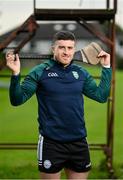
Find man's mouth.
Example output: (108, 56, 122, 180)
(62, 56, 69, 59)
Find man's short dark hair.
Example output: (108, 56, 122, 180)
(52, 31, 76, 45)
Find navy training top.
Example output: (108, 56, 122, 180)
(10, 59, 112, 142)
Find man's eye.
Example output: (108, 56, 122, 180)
(59, 46, 64, 49)
(68, 47, 73, 50)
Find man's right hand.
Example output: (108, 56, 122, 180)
(6, 51, 20, 75)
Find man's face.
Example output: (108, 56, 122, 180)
(52, 40, 75, 67)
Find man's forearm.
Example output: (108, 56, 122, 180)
(9, 74, 24, 106)
(83, 67, 112, 103)
(9, 72, 38, 106)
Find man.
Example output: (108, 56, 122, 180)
(6, 31, 112, 179)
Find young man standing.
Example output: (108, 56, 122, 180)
(6, 31, 112, 179)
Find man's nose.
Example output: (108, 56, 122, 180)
(63, 48, 68, 54)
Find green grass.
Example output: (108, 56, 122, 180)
(0, 65, 123, 179)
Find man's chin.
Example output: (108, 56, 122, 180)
(62, 61, 71, 67)
(57, 58, 72, 66)
(62, 58, 71, 63)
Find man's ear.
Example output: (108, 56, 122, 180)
(51, 46, 55, 54)
(51, 46, 56, 60)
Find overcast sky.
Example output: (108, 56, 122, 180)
(0, 0, 123, 35)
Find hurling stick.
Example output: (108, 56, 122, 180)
(74, 42, 103, 65)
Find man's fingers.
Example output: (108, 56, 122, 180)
(6, 50, 13, 56)
(98, 50, 110, 58)
(15, 54, 19, 61)
(6, 50, 16, 60)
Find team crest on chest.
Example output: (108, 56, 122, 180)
(72, 71, 79, 79)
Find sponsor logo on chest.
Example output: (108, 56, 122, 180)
(48, 72, 58, 77)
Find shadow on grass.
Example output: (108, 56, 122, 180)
(0, 164, 39, 179)
(0, 159, 122, 179)
(89, 159, 119, 179)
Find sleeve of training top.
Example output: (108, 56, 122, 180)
(82, 67, 112, 103)
(9, 64, 45, 106)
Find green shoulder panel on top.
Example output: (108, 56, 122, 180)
(10, 59, 55, 106)
(83, 67, 112, 103)
(72, 63, 112, 103)
(28, 59, 55, 82)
